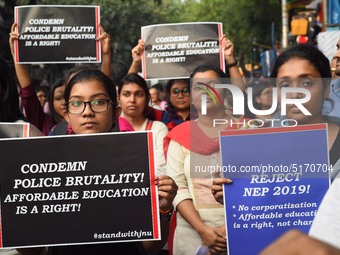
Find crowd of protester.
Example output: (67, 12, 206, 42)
(2, 14, 340, 255)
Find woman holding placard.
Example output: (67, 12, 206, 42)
(211, 45, 340, 252)
(15, 68, 177, 255)
(164, 64, 251, 255)
(9, 23, 112, 135)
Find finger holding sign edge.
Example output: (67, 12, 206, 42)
(96, 23, 110, 41)
(211, 177, 232, 205)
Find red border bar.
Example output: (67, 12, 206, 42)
(23, 123, 29, 137)
(141, 28, 147, 80)
(95, 7, 101, 62)
(220, 123, 327, 137)
(218, 23, 225, 72)
(147, 132, 159, 239)
(15, 7, 19, 63)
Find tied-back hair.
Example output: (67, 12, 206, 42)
(165, 79, 190, 117)
(190, 64, 254, 119)
(64, 68, 117, 110)
(270, 44, 333, 110)
(270, 44, 331, 82)
(0, 58, 25, 122)
(64, 64, 94, 84)
(190, 65, 228, 79)
(118, 73, 151, 117)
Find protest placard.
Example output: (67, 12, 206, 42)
(0, 132, 159, 248)
(317, 30, 340, 62)
(14, 5, 100, 63)
(141, 22, 224, 80)
(0, 123, 29, 138)
(219, 124, 330, 255)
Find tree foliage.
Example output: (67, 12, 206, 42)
(1, 0, 282, 74)
(223, 0, 281, 63)
(163, 0, 281, 64)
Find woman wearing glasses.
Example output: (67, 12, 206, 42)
(17, 68, 177, 255)
(161, 79, 191, 131)
(118, 73, 169, 176)
(9, 23, 112, 135)
(211, 45, 340, 251)
(164, 64, 250, 255)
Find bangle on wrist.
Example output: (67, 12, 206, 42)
(160, 206, 173, 215)
(226, 59, 239, 68)
(160, 207, 173, 222)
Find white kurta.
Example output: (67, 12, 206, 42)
(166, 140, 225, 255)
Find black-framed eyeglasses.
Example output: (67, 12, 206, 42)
(66, 99, 111, 115)
(171, 88, 190, 97)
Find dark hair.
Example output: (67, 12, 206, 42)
(118, 73, 151, 117)
(270, 45, 333, 111)
(190, 65, 228, 79)
(64, 64, 94, 84)
(165, 79, 190, 117)
(270, 45, 331, 82)
(64, 69, 117, 110)
(151, 83, 164, 93)
(248, 79, 273, 110)
(190, 65, 230, 118)
(35, 86, 47, 95)
(0, 58, 24, 122)
(48, 79, 65, 123)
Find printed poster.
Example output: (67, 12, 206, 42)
(14, 5, 101, 63)
(219, 124, 330, 255)
(0, 132, 159, 248)
(142, 22, 224, 80)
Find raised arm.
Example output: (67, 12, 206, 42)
(9, 23, 32, 88)
(128, 39, 144, 74)
(9, 22, 54, 135)
(221, 35, 246, 91)
(97, 24, 112, 78)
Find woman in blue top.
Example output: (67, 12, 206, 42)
(161, 79, 191, 131)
